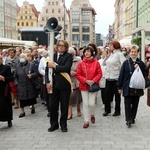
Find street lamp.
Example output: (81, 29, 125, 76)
(3, 0, 6, 37)
(136, 0, 139, 28)
(63, 0, 66, 40)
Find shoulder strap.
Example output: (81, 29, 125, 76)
(128, 59, 132, 75)
(83, 62, 88, 79)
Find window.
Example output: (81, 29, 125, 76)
(52, 2, 54, 5)
(72, 18, 80, 23)
(56, 1, 58, 5)
(21, 16, 23, 19)
(46, 9, 48, 13)
(22, 22, 24, 26)
(82, 11, 90, 15)
(72, 26, 79, 32)
(82, 34, 90, 41)
(31, 22, 33, 26)
(82, 26, 90, 32)
(30, 16, 32, 19)
(72, 34, 79, 41)
(48, 2, 51, 5)
(26, 22, 28, 26)
(42, 17, 44, 21)
(58, 9, 60, 13)
(17, 22, 19, 26)
(52, 9, 54, 13)
(25, 16, 27, 19)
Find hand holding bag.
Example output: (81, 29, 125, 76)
(129, 66, 145, 89)
(128, 60, 144, 97)
(84, 63, 100, 92)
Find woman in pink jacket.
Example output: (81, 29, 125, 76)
(76, 47, 102, 128)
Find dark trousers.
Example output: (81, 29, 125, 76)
(124, 96, 140, 121)
(49, 89, 71, 129)
(101, 88, 105, 104)
(105, 80, 121, 113)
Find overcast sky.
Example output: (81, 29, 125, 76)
(17, 0, 116, 36)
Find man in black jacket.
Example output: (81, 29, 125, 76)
(45, 40, 72, 132)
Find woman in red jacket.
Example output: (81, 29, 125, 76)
(76, 47, 102, 128)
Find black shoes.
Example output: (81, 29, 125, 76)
(47, 112, 50, 117)
(102, 112, 110, 116)
(8, 120, 12, 127)
(19, 112, 25, 118)
(12, 102, 15, 106)
(131, 119, 135, 124)
(48, 126, 59, 132)
(126, 121, 131, 128)
(112, 112, 120, 116)
(61, 128, 68, 132)
(31, 109, 35, 114)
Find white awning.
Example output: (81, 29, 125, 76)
(119, 36, 132, 47)
(0, 37, 37, 48)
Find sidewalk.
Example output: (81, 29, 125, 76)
(0, 90, 150, 150)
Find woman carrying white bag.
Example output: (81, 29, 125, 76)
(117, 45, 147, 128)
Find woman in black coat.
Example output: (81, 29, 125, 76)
(117, 45, 147, 127)
(0, 55, 13, 127)
(14, 53, 38, 118)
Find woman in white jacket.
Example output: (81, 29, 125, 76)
(103, 41, 126, 116)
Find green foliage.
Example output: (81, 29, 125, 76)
(131, 37, 141, 46)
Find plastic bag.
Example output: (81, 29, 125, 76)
(129, 67, 145, 89)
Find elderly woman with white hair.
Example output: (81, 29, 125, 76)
(67, 47, 82, 120)
(14, 53, 39, 118)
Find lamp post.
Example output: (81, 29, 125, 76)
(136, 0, 139, 28)
(63, 0, 66, 40)
(3, 0, 6, 37)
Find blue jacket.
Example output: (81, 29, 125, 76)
(117, 57, 147, 97)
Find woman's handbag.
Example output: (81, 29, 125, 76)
(88, 83, 100, 92)
(84, 63, 100, 92)
(30, 76, 42, 90)
(130, 88, 144, 97)
(145, 76, 150, 88)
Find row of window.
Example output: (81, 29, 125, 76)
(72, 26, 90, 32)
(47, 1, 59, 6)
(45, 9, 61, 13)
(72, 34, 90, 41)
(19, 16, 33, 19)
(72, 18, 90, 23)
(17, 22, 34, 26)
(41, 16, 64, 22)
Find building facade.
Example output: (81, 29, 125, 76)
(0, 0, 17, 39)
(17, 1, 39, 30)
(0, 0, 5, 37)
(70, 0, 96, 48)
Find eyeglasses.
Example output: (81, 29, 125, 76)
(58, 45, 65, 47)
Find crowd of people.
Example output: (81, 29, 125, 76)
(0, 40, 149, 132)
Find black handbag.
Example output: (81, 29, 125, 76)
(130, 88, 144, 97)
(145, 76, 150, 88)
(30, 76, 42, 90)
(88, 83, 100, 92)
(84, 62, 100, 92)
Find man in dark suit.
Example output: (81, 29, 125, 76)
(46, 40, 72, 132)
